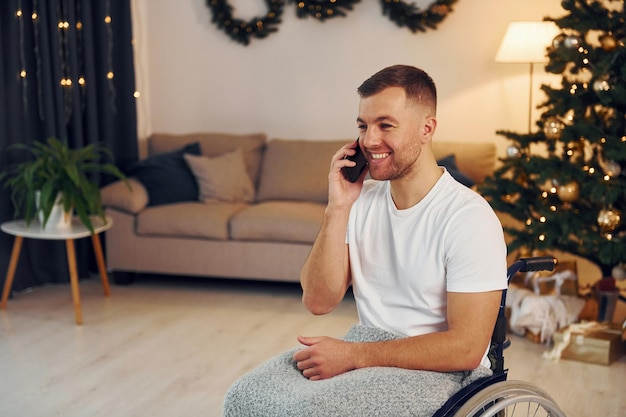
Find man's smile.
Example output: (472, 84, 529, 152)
(370, 152, 390, 160)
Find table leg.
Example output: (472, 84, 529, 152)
(65, 239, 83, 325)
(91, 233, 111, 297)
(1, 236, 24, 309)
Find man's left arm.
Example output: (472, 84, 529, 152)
(294, 289, 502, 380)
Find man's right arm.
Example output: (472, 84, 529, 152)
(300, 141, 365, 315)
(300, 206, 352, 315)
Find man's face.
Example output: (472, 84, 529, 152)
(357, 87, 431, 181)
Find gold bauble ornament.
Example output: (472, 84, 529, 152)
(543, 117, 564, 140)
(599, 33, 618, 51)
(557, 181, 580, 202)
(597, 207, 621, 232)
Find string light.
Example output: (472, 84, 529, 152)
(105, 0, 116, 112)
(17, 0, 28, 113)
(16, 0, 119, 118)
(32, 1, 44, 119)
(56, 0, 72, 121)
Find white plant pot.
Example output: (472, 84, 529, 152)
(35, 191, 72, 230)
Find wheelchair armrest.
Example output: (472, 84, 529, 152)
(507, 256, 555, 281)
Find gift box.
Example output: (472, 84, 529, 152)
(552, 322, 625, 365)
(531, 260, 578, 296)
(510, 260, 578, 296)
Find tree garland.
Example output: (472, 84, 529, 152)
(381, 0, 458, 33)
(205, 0, 284, 46)
(206, 0, 458, 45)
(291, 0, 361, 22)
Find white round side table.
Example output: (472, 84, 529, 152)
(0, 216, 113, 325)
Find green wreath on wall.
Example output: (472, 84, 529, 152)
(206, 0, 285, 46)
(206, 0, 458, 45)
(292, 0, 361, 21)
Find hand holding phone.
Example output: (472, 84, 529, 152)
(342, 139, 367, 183)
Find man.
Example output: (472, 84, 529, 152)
(224, 65, 507, 416)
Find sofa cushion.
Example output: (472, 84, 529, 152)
(148, 132, 267, 187)
(137, 201, 248, 240)
(230, 201, 326, 243)
(256, 139, 348, 203)
(130, 142, 201, 206)
(101, 178, 149, 214)
(432, 141, 496, 184)
(437, 154, 474, 187)
(184, 148, 255, 203)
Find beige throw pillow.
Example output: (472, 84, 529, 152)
(256, 139, 349, 203)
(183, 148, 255, 203)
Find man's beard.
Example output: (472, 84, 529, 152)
(368, 151, 419, 181)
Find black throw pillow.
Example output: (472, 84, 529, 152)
(130, 142, 201, 206)
(437, 154, 475, 188)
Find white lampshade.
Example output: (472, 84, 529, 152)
(495, 21, 560, 63)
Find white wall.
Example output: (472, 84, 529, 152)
(131, 0, 564, 158)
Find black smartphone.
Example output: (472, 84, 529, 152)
(342, 139, 368, 183)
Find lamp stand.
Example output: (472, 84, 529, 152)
(528, 62, 535, 134)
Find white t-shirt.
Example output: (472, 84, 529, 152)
(347, 170, 507, 364)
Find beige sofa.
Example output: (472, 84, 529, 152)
(101, 132, 499, 284)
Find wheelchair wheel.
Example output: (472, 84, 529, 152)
(452, 380, 567, 417)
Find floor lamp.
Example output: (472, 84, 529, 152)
(496, 21, 560, 133)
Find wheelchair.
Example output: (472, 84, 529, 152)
(432, 256, 568, 417)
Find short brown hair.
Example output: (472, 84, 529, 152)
(357, 65, 437, 113)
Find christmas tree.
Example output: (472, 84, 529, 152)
(480, 0, 626, 281)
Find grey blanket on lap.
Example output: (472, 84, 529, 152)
(223, 324, 492, 417)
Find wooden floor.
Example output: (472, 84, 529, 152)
(0, 275, 624, 417)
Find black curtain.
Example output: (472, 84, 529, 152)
(0, 0, 138, 291)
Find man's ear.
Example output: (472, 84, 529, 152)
(421, 116, 437, 142)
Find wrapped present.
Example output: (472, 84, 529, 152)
(547, 322, 625, 365)
(506, 286, 585, 344)
(519, 260, 579, 296)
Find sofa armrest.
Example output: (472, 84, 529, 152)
(101, 178, 148, 214)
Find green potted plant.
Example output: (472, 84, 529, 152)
(0, 137, 128, 233)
